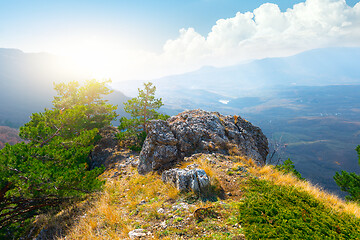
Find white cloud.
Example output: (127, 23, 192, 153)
(113, 0, 360, 82)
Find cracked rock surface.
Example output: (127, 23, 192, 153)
(162, 166, 210, 193)
(138, 109, 268, 174)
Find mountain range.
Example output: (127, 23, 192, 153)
(1, 47, 360, 197)
(116, 47, 360, 106)
(115, 47, 360, 197)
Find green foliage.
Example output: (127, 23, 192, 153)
(118, 116, 141, 140)
(275, 158, 303, 180)
(128, 131, 147, 152)
(334, 146, 360, 202)
(0, 79, 116, 238)
(123, 82, 164, 132)
(119, 82, 169, 151)
(238, 178, 360, 239)
(52, 79, 117, 130)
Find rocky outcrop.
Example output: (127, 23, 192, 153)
(162, 164, 210, 193)
(138, 109, 268, 174)
(89, 126, 122, 169)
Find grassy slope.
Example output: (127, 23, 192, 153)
(38, 154, 360, 239)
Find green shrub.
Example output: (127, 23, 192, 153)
(237, 178, 360, 239)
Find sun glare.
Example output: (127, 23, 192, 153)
(54, 36, 134, 80)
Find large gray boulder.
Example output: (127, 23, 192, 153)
(138, 109, 268, 174)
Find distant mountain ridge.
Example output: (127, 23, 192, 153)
(116, 47, 360, 111)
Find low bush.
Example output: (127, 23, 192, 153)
(238, 178, 360, 239)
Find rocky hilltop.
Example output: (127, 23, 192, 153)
(31, 109, 360, 240)
(138, 109, 268, 175)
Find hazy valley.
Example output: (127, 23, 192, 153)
(116, 47, 360, 197)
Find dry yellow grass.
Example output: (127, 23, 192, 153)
(58, 167, 179, 240)
(56, 153, 360, 239)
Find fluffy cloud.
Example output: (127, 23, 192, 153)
(111, 0, 360, 82)
(160, 0, 360, 70)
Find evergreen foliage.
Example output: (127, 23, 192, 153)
(334, 145, 360, 202)
(238, 178, 360, 239)
(118, 82, 168, 151)
(275, 158, 303, 180)
(123, 82, 164, 132)
(0, 79, 116, 238)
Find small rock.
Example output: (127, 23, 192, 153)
(138, 200, 146, 205)
(162, 168, 210, 193)
(160, 221, 167, 229)
(157, 208, 165, 214)
(117, 164, 127, 169)
(89, 126, 122, 169)
(128, 229, 147, 239)
(185, 163, 199, 170)
(111, 172, 120, 178)
(209, 160, 217, 165)
(131, 160, 140, 168)
(172, 202, 189, 210)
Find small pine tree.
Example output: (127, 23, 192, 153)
(123, 82, 164, 132)
(334, 145, 360, 202)
(119, 82, 168, 151)
(275, 158, 303, 180)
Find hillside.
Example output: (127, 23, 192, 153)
(0, 126, 22, 149)
(29, 110, 360, 240)
(34, 153, 360, 240)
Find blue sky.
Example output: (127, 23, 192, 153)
(1, 0, 360, 81)
(1, 0, 358, 51)
(0, 0, 309, 51)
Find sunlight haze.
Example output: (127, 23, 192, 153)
(1, 0, 360, 83)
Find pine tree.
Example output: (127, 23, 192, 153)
(334, 145, 360, 202)
(119, 82, 168, 151)
(0, 79, 117, 238)
(123, 82, 163, 132)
